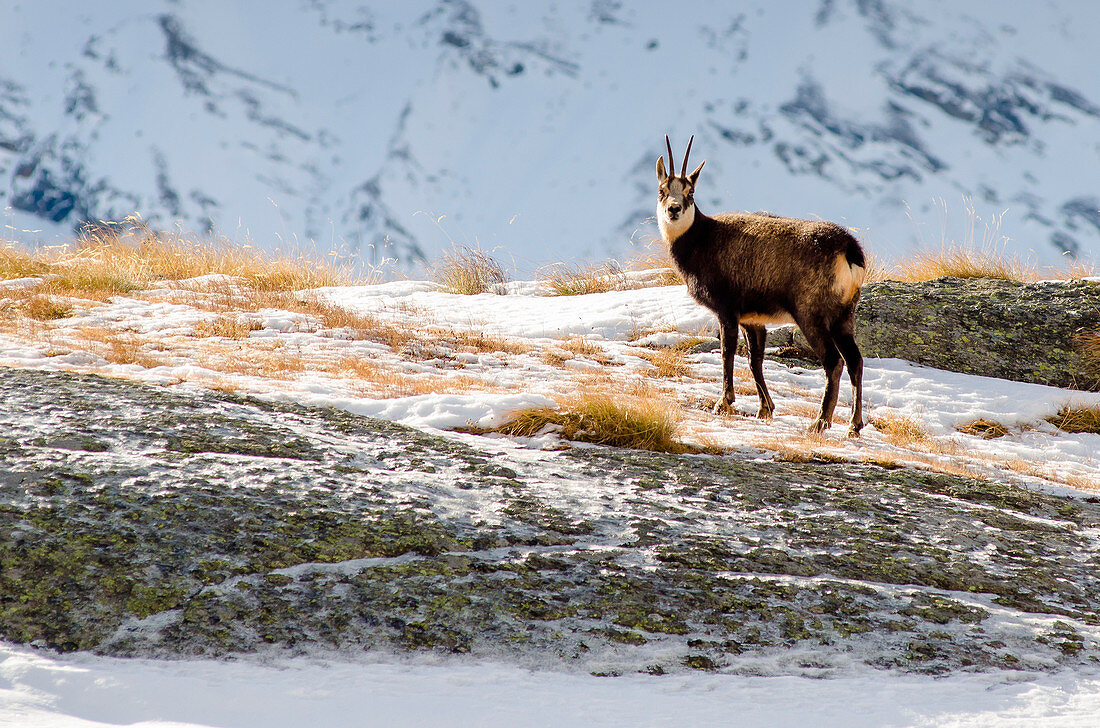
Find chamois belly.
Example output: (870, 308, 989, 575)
(686, 276, 796, 326)
(739, 310, 796, 325)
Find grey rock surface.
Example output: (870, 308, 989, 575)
(854, 278, 1100, 390)
(2, 367, 1100, 675)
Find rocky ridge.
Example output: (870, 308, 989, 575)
(759, 277, 1100, 391)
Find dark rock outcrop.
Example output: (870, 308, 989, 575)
(854, 277, 1100, 390)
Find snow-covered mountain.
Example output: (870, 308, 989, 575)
(2, 0, 1098, 270)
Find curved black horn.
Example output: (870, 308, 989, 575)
(681, 135, 694, 177)
(665, 135, 676, 177)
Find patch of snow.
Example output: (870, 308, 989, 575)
(266, 390, 557, 431)
(2, 643, 1100, 728)
(0, 277, 44, 290)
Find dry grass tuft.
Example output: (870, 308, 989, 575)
(327, 356, 498, 397)
(541, 349, 572, 367)
(191, 341, 306, 379)
(1002, 459, 1100, 493)
(430, 244, 508, 295)
(23, 294, 74, 320)
(956, 418, 1010, 439)
(1, 217, 353, 296)
(495, 391, 688, 452)
(306, 300, 416, 350)
(626, 237, 684, 286)
(888, 245, 1034, 283)
(541, 261, 627, 296)
(438, 328, 529, 355)
(862, 250, 890, 284)
(639, 347, 690, 379)
(1047, 404, 1100, 434)
(193, 315, 263, 339)
(557, 336, 615, 365)
(1078, 330, 1100, 386)
(1045, 258, 1097, 281)
(870, 412, 933, 446)
(77, 327, 165, 368)
(0, 288, 74, 321)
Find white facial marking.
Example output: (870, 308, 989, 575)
(657, 178, 695, 242)
(658, 202, 694, 243)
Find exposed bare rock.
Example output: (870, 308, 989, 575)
(855, 278, 1100, 391)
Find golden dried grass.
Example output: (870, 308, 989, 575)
(494, 390, 688, 452)
(541, 349, 572, 367)
(436, 328, 529, 355)
(1047, 404, 1100, 434)
(639, 347, 689, 379)
(869, 411, 933, 446)
(76, 327, 165, 368)
(541, 261, 627, 296)
(1001, 459, 1100, 493)
(0, 287, 74, 321)
(1, 217, 353, 296)
(1044, 258, 1096, 281)
(430, 244, 508, 295)
(956, 418, 1010, 439)
(751, 433, 979, 479)
(327, 356, 497, 397)
(888, 245, 1034, 283)
(192, 315, 263, 339)
(191, 341, 306, 378)
(779, 401, 845, 424)
(625, 237, 683, 286)
(557, 336, 614, 365)
(183, 288, 417, 351)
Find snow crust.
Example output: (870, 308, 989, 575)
(3, 643, 1100, 728)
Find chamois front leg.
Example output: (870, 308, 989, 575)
(742, 324, 774, 419)
(712, 317, 739, 415)
(833, 323, 864, 438)
(799, 322, 844, 434)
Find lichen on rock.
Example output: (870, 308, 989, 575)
(2, 367, 1100, 676)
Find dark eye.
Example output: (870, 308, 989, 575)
(658, 190, 667, 199)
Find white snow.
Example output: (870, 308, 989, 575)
(3, 643, 1100, 728)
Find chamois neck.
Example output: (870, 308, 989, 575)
(658, 204, 701, 244)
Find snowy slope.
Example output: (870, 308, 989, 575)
(1, 1, 1099, 270)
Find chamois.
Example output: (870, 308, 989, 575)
(656, 135, 866, 436)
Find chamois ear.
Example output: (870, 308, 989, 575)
(688, 160, 705, 187)
(656, 156, 668, 182)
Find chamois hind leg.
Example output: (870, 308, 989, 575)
(832, 317, 864, 437)
(713, 317, 739, 415)
(799, 323, 844, 434)
(742, 324, 774, 419)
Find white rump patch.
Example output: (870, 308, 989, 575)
(832, 255, 865, 303)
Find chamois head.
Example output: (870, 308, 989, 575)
(656, 135, 705, 242)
